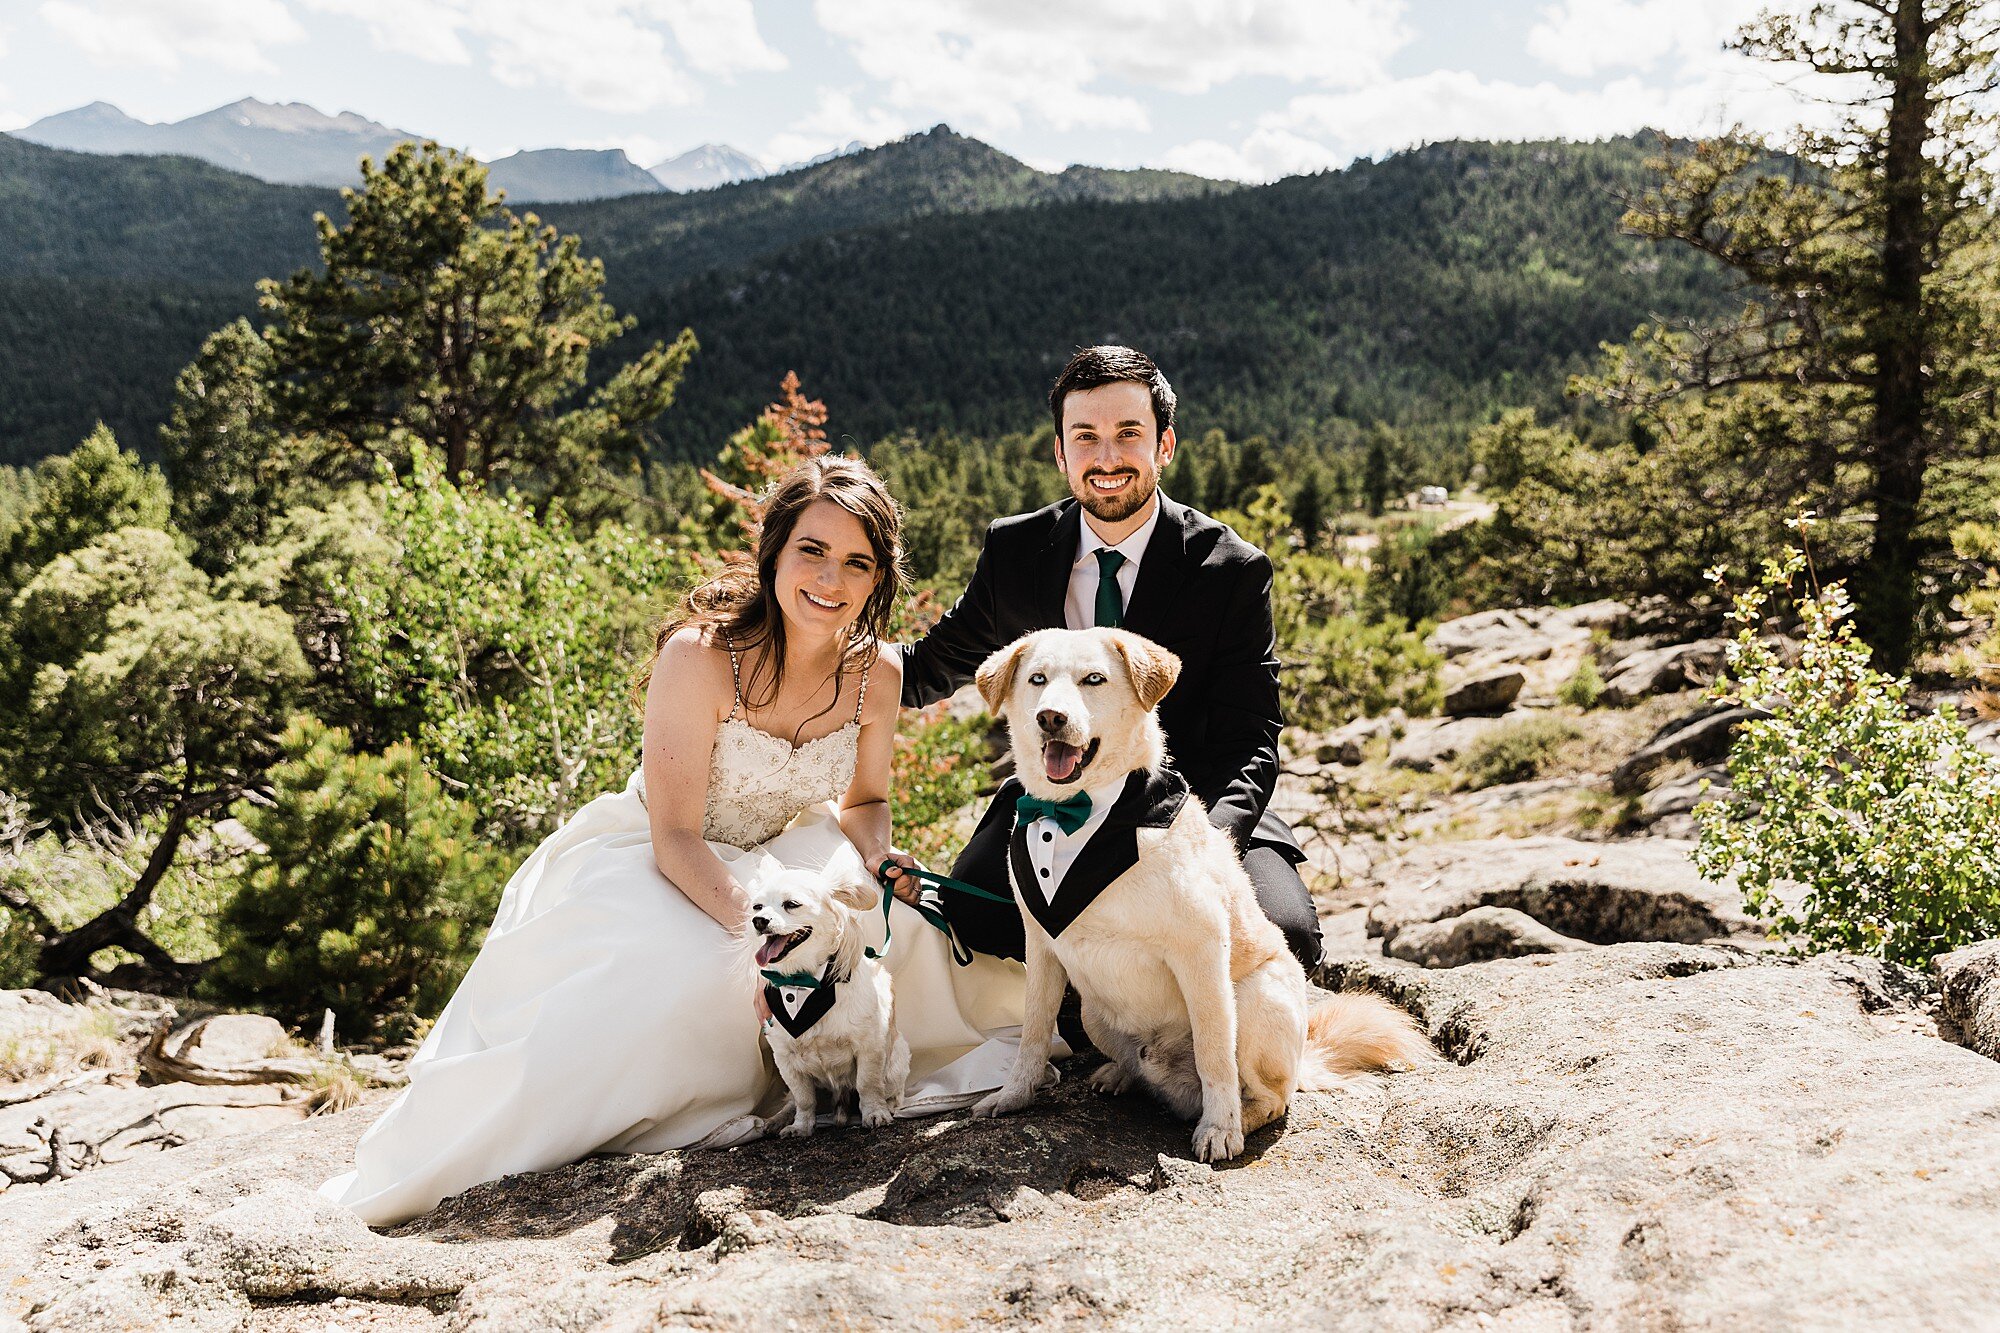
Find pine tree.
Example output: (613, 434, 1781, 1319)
(258, 142, 697, 492)
(1602, 0, 2000, 671)
(1363, 429, 1392, 517)
(205, 718, 501, 1037)
(160, 320, 287, 574)
(0, 426, 169, 593)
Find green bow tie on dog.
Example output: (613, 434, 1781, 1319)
(1015, 790, 1093, 835)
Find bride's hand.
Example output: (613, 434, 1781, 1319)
(877, 850, 923, 906)
(754, 988, 772, 1024)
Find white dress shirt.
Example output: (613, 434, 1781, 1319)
(1064, 494, 1161, 631)
(1019, 774, 1131, 904)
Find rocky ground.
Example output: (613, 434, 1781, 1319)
(5, 600, 2000, 1330)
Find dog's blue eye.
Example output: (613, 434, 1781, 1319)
(782, 900, 801, 911)
(1082, 673, 1107, 685)
(1029, 672, 1046, 685)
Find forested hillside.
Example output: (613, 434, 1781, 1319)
(630, 136, 1733, 462)
(0, 128, 1223, 464)
(0, 129, 1731, 468)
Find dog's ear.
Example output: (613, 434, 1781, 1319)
(830, 872, 880, 913)
(1108, 631, 1182, 711)
(974, 636, 1032, 714)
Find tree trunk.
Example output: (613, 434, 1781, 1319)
(1855, 0, 1933, 676)
(36, 804, 198, 990)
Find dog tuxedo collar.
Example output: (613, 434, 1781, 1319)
(1007, 766, 1190, 938)
(761, 961, 842, 1038)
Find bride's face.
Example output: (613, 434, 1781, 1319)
(773, 499, 882, 641)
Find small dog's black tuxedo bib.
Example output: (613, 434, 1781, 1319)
(1007, 766, 1190, 938)
(762, 962, 842, 1038)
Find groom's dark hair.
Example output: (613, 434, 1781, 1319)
(1048, 345, 1177, 438)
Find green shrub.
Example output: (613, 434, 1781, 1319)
(1285, 614, 1444, 728)
(204, 717, 505, 1040)
(891, 709, 993, 868)
(1460, 716, 1583, 789)
(1558, 656, 1605, 708)
(1694, 543, 2000, 967)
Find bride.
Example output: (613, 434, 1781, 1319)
(321, 456, 1032, 1227)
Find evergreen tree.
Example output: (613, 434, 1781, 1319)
(259, 142, 698, 492)
(0, 426, 170, 592)
(1600, 0, 2000, 670)
(160, 320, 289, 574)
(0, 527, 307, 986)
(205, 718, 502, 1037)
(1363, 429, 1392, 517)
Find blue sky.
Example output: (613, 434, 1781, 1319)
(0, 0, 1825, 180)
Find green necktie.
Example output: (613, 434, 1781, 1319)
(1094, 548, 1126, 628)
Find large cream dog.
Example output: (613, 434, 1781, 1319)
(970, 627, 1430, 1162)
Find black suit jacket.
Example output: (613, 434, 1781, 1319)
(900, 492, 1303, 861)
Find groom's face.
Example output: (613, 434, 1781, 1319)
(1054, 381, 1177, 525)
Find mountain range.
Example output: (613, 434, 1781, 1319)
(0, 124, 1730, 471)
(13, 98, 774, 201)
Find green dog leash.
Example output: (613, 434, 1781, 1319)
(875, 859, 1014, 966)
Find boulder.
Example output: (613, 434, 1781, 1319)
(1610, 705, 1760, 796)
(1383, 905, 1591, 968)
(1442, 666, 1526, 716)
(1426, 604, 1625, 666)
(181, 1014, 289, 1067)
(1388, 716, 1506, 771)
(1634, 764, 1729, 825)
(1598, 639, 1728, 707)
(9, 945, 2000, 1328)
(1367, 836, 1756, 951)
(1934, 940, 2000, 1062)
(1313, 711, 1401, 766)
(1968, 718, 2000, 759)
(1427, 608, 1547, 660)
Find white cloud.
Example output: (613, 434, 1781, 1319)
(1526, 0, 1762, 78)
(812, 0, 1410, 136)
(306, 0, 785, 113)
(762, 89, 919, 168)
(40, 0, 304, 72)
(1166, 47, 1842, 184)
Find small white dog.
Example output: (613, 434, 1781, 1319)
(745, 864, 911, 1137)
(970, 627, 1432, 1162)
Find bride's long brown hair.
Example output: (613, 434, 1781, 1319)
(636, 456, 907, 738)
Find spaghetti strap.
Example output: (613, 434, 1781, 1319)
(852, 656, 871, 725)
(726, 640, 745, 722)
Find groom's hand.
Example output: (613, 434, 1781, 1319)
(877, 851, 922, 906)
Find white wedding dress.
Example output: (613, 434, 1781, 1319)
(321, 675, 1031, 1227)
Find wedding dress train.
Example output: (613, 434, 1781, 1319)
(321, 707, 1030, 1227)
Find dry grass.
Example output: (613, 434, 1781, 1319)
(300, 1055, 371, 1115)
(1435, 787, 1627, 841)
(0, 1001, 133, 1083)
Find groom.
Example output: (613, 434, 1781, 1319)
(896, 345, 1324, 973)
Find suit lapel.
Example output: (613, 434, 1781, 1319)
(1119, 492, 1192, 638)
(765, 970, 839, 1038)
(1037, 502, 1082, 629)
(1007, 769, 1189, 939)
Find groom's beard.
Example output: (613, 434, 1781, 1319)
(1074, 468, 1156, 523)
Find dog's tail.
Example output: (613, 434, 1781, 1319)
(1299, 991, 1434, 1090)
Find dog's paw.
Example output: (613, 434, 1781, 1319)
(1191, 1118, 1244, 1163)
(779, 1119, 815, 1139)
(973, 1084, 1035, 1118)
(1089, 1062, 1136, 1096)
(860, 1104, 895, 1130)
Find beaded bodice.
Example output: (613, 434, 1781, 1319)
(698, 718, 860, 848)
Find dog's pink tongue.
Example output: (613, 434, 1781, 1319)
(1043, 741, 1082, 782)
(755, 935, 789, 966)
